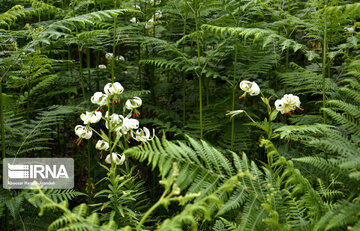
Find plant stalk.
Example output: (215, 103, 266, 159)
(79, 47, 86, 101)
(322, 0, 327, 124)
(231, 36, 238, 150)
(194, 0, 203, 139)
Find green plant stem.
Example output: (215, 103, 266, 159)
(194, 0, 203, 139)
(86, 48, 91, 92)
(96, 50, 100, 91)
(111, 1, 117, 84)
(136, 190, 169, 231)
(87, 142, 91, 183)
(79, 47, 86, 101)
(322, 0, 327, 125)
(0, 80, 5, 160)
(182, 17, 187, 126)
(231, 36, 238, 150)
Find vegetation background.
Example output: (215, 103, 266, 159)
(0, 0, 359, 230)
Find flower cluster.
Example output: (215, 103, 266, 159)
(75, 82, 155, 165)
(238, 80, 302, 115)
(274, 94, 301, 114)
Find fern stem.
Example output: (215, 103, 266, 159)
(322, 0, 328, 124)
(79, 47, 86, 101)
(111, 0, 117, 84)
(231, 36, 238, 150)
(0, 80, 5, 160)
(182, 17, 187, 126)
(86, 48, 91, 92)
(136, 190, 169, 231)
(194, 0, 203, 139)
(96, 50, 100, 91)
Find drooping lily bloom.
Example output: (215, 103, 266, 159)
(155, 10, 162, 19)
(98, 64, 107, 69)
(126, 97, 142, 110)
(105, 52, 113, 60)
(95, 140, 109, 151)
(130, 17, 137, 23)
(115, 55, 125, 61)
(75, 125, 93, 139)
(104, 82, 124, 95)
(105, 153, 125, 165)
(345, 27, 354, 33)
(131, 127, 155, 142)
(121, 117, 139, 134)
(91, 92, 108, 106)
(105, 112, 124, 131)
(275, 94, 301, 114)
(239, 80, 260, 96)
(80, 111, 102, 124)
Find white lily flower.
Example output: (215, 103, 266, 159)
(98, 64, 107, 69)
(105, 113, 124, 130)
(130, 17, 137, 23)
(239, 80, 260, 96)
(148, 18, 154, 23)
(126, 97, 142, 110)
(131, 127, 155, 142)
(133, 4, 140, 9)
(104, 82, 124, 95)
(105, 52, 113, 60)
(105, 153, 125, 165)
(95, 140, 109, 151)
(155, 10, 162, 19)
(345, 27, 354, 33)
(115, 55, 125, 61)
(121, 117, 139, 134)
(145, 23, 153, 29)
(91, 92, 108, 106)
(80, 111, 102, 124)
(75, 125, 93, 139)
(275, 94, 301, 114)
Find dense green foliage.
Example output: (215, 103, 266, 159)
(0, 0, 359, 230)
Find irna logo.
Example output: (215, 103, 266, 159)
(8, 163, 69, 179)
(3, 158, 74, 189)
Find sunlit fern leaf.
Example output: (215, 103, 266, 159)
(0, 5, 24, 28)
(201, 24, 318, 60)
(314, 200, 360, 231)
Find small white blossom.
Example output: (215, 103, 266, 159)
(239, 80, 260, 96)
(133, 4, 140, 9)
(105, 113, 124, 131)
(105, 153, 125, 165)
(75, 125, 93, 139)
(275, 94, 301, 114)
(80, 111, 102, 124)
(115, 55, 125, 61)
(95, 140, 109, 151)
(98, 64, 107, 69)
(105, 52, 113, 60)
(91, 92, 108, 106)
(155, 10, 162, 19)
(104, 82, 124, 95)
(345, 27, 354, 33)
(145, 23, 153, 29)
(131, 127, 155, 142)
(130, 17, 137, 23)
(126, 97, 142, 110)
(121, 117, 139, 134)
